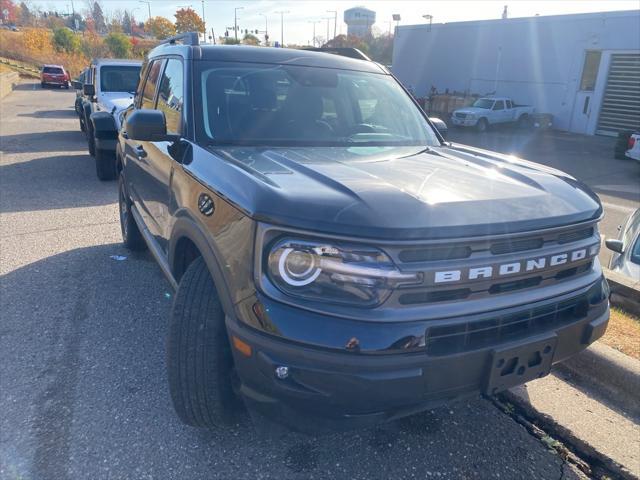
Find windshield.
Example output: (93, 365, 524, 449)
(100, 65, 141, 93)
(472, 99, 494, 109)
(195, 62, 439, 147)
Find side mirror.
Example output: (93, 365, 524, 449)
(605, 239, 624, 254)
(83, 83, 95, 96)
(126, 109, 179, 142)
(429, 117, 448, 139)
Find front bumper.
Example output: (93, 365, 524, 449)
(451, 116, 478, 127)
(228, 279, 609, 432)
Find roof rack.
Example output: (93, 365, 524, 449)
(303, 47, 371, 61)
(159, 32, 199, 47)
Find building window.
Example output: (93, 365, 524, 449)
(580, 51, 602, 91)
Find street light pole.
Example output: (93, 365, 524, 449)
(308, 20, 320, 47)
(275, 10, 288, 47)
(326, 10, 337, 40)
(234, 6, 243, 41)
(139, 1, 151, 20)
(201, 0, 206, 42)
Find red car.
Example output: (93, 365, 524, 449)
(41, 64, 70, 89)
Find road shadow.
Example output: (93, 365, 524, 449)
(1, 130, 86, 154)
(0, 243, 571, 480)
(0, 153, 116, 213)
(18, 109, 77, 119)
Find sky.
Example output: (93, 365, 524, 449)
(33, 0, 640, 45)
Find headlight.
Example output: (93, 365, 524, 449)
(267, 239, 421, 307)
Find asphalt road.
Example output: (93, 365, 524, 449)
(1, 82, 629, 480)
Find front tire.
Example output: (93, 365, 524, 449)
(86, 123, 96, 156)
(118, 173, 147, 251)
(167, 256, 240, 428)
(95, 148, 116, 181)
(476, 118, 488, 132)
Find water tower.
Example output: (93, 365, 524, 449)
(344, 7, 376, 38)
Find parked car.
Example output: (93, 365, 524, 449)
(451, 97, 534, 132)
(118, 33, 609, 433)
(614, 131, 634, 159)
(80, 58, 142, 180)
(606, 208, 640, 280)
(40, 64, 70, 89)
(624, 133, 640, 163)
(72, 68, 89, 122)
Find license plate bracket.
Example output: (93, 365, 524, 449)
(484, 334, 557, 395)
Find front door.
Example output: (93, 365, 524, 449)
(131, 58, 185, 252)
(570, 51, 601, 134)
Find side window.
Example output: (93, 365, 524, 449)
(493, 100, 505, 110)
(141, 60, 164, 109)
(506, 99, 512, 109)
(157, 59, 184, 135)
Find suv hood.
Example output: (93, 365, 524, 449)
(193, 144, 601, 240)
(99, 93, 134, 114)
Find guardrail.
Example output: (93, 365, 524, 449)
(0, 57, 40, 77)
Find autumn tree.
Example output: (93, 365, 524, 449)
(145, 16, 175, 39)
(174, 7, 204, 34)
(0, 0, 17, 24)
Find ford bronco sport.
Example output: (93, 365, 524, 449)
(117, 33, 609, 432)
(80, 58, 142, 180)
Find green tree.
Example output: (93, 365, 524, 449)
(242, 33, 260, 45)
(145, 16, 175, 39)
(89, 1, 107, 34)
(52, 27, 80, 53)
(174, 7, 204, 34)
(104, 31, 132, 57)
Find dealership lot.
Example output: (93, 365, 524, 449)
(1, 84, 637, 479)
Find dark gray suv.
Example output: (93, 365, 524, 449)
(117, 33, 609, 432)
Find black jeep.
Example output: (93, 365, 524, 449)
(117, 33, 609, 432)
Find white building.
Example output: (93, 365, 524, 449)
(392, 10, 640, 135)
(344, 7, 376, 38)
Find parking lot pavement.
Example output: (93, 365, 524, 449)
(0, 83, 588, 480)
(448, 127, 640, 267)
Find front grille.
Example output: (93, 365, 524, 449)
(425, 293, 590, 356)
(384, 221, 600, 305)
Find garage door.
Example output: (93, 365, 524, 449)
(596, 53, 640, 136)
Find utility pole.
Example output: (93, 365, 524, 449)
(326, 10, 337, 40)
(259, 13, 268, 45)
(201, 0, 206, 42)
(139, 1, 151, 20)
(324, 17, 331, 44)
(234, 6, 243, 41)
(70, 0, 75, 31)
(308, 20, 320, 47)
(275, 10, 288, 47)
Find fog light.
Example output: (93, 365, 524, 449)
(275, 366, 289, 379)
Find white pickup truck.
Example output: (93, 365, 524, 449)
(451, 97, 534, 132)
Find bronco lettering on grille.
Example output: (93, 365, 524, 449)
(433, 248, 590, 284)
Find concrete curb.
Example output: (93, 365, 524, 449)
(555, 342, 640, 414)
(0, 71, 20, 99)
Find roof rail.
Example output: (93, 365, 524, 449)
(303, 47, 371, 61)
(159, 32, 199, 47)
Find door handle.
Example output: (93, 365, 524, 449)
(135, 145, 147, 159)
